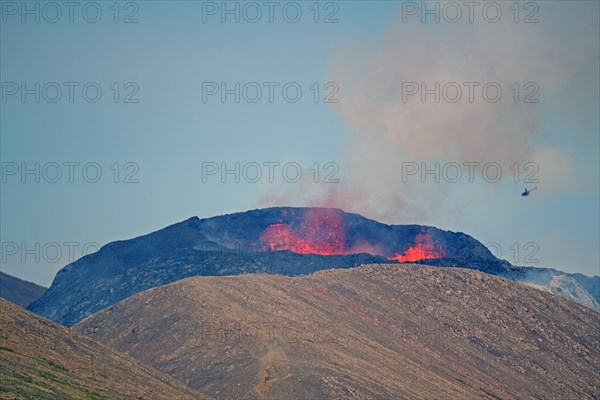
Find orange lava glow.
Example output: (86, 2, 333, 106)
(388, 232, 446, 262)
(259, 209, 346, 255)
(260, 210, 446, 262)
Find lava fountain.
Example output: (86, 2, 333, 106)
(259, 208, 346, 255)
(259, 209, 446, 262)
(387, 231, 447, 262)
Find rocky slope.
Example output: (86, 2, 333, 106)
(415, 258, 600, 311)
(1, 272, 47, 308)
(0, 298, 209, 399)
(75, 264, 600, 400)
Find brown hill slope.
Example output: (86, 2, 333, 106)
(75, 264, 600, 400)
(0, 298, 209, 399)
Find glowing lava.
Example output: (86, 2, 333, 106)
(388, 232, 446, 262)
(260, 209, 447, 262)
(260, 209, 346, 255)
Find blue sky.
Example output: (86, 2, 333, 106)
(1, 1, 598, 286)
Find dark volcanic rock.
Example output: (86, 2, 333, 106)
(193, 207, 494, 260)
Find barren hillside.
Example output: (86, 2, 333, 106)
(75, 264, 600, 399)
(0, 298, 209, 399)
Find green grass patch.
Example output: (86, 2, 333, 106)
(37, 370, 60, 382)
(30, 354, 68, 371)
(83, 394, 108, 400)
(0, 344, 16, 353)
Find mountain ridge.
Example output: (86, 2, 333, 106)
(0, 271, 47, 308)
(28, 207, 599, 326)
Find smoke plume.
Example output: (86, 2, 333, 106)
(261, 2, 599, 225)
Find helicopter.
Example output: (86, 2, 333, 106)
(521, 187, 537, 197)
